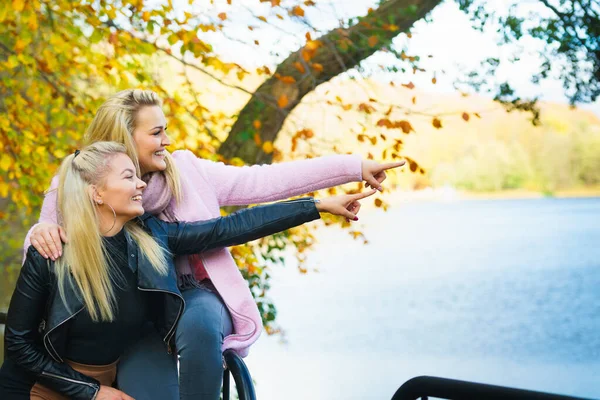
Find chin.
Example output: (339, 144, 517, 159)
(129, 206, 145, 218)
(145, 161, 167, 173)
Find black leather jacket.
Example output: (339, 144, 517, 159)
(4, 198, 320, 399)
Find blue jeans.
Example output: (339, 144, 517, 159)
(116, 286, 233, 400)
(177, 286, 233, 400)
(116, 322, 179, 399)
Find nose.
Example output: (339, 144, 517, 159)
(137, 177, 147, 190)
(162, 132, 171, 146)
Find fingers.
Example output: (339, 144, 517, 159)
(378, 160, 406, 171)
(42, 231, 60, 260)
(49, 229, 64, 257)
(342, 208, 358, 221)
(350, 189, 377, 201)
(364, 175, 382, 191)
(345, 201, 361, 223)
(350, 201, 361, 215)
(30, 238, 49, 259)
(59, 226, 68, 243)
(374, 170, 387, 184)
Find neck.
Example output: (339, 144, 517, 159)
(98, 205, 127, 237)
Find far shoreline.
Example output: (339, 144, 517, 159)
(460, 187, 600, 200)
(380, 186, 600, 204)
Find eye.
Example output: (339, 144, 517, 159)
(152, 130, 161, 136)
(126, 175, 134, 180)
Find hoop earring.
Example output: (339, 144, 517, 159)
(100, 203, 117, 235)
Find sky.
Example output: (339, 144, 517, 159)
(188, 0, 600, 116)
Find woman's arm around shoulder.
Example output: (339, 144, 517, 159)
(23, 176, 67, 262)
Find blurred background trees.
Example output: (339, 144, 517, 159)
(1, 0, 599, 328)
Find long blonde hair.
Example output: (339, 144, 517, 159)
(56, 141, 169, 322)
(84, 89, 182, 203)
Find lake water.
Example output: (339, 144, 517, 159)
(244, 197, 600, 399)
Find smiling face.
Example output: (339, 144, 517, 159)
(132, 105, 171, 175)
(95, 153, 147, 222)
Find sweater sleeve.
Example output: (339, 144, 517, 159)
(183, 151, 363, 206)
(23, 176, 60, 262)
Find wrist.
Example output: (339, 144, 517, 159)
(313, 198, 323, 212)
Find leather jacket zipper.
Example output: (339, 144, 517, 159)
(41, 371, 99, 389)
(41, 371, 100, 398)
(43, 307, 85, 363)
(137, 287, 185, 350)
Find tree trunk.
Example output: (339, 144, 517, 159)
(218, 0, 442, 164)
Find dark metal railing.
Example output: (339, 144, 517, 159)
(222, 348, 257, 400)
(392, 376, 594, 400)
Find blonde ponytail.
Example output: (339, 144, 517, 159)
(55, 142, 168, 321)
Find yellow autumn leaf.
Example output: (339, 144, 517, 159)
(230, 157, 246, 166)
(277, 94, 289, 108)
(0, 154, 12, 171)
(0, 182, 9, 198)
(293, 61, 305, 73)
(305, 40, 321, 51)
(292, 6, 305, 17)
(12, 0, 25, 12)
(368, 35, 378, 47)
(14, 39, 26, 53)
(184, 136, 198, 149)
(53, 149, 67, 158)
(262, 141, 274, 154)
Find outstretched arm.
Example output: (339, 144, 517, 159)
(183, 151, 365, 206)
(165, 191, 375, 255)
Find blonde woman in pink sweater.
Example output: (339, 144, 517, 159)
(25, 89, 404, 400)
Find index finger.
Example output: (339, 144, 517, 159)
(379, 160, 406, 171)
(350, 189, 377, 201)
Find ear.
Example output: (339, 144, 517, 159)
(88, 185, 103, 205)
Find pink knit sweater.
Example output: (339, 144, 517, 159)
(24, 150, 362, 356)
